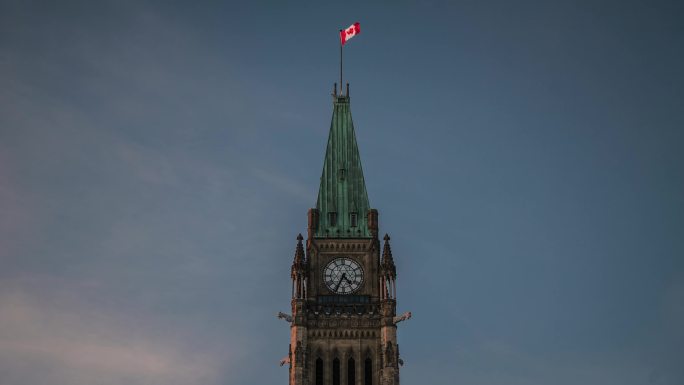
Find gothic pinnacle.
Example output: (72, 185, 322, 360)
(291, 234, 306, 280)
(294, 234, 304, 263)
(381, 233, 396, 277)
(382, 234, 393, 262)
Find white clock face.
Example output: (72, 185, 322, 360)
(323, 257, 364, 294)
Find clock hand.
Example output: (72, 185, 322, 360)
(334, 273, 346, 292)
(344, 275, 354, 285)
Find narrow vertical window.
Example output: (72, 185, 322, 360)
(328, 212, 337, 226)
(339, 168, 346, 180)
(333, 358, 340, 385)
(316, 358, 323, 385)
(350, 212, 358, 227)
(348, 357, 356, 385)
(364, 358, 372, 385)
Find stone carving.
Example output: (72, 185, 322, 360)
(392, 311, 412, 324)
(277, 312, 293, 323)
(279, 356, 290, 367)
(295, 343, 304, 364)
(304, 347, 310, 368)
(385, 342, 394, 366)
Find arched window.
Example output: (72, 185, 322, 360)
(364, 357, 372, 385)
(348, 357, 356, 385)
(333, 358, 340, 385)
(315, 358, 323, 385)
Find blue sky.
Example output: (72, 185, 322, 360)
(1, 1, 683, 384)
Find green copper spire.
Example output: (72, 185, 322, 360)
(315, 93, 370, 238)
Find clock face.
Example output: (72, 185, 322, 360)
(323, 257, 364, 294)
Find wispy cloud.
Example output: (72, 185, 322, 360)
(0, 285, 226, 385)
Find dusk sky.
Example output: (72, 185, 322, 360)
(1, 1, 683, 384)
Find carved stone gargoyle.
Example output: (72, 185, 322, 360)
(277, 312, 293, 323)
(392, 311, 412, 324)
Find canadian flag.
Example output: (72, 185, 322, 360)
(340, 22, 361, 46)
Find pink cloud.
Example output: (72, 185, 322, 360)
(0, 289, 229, 385)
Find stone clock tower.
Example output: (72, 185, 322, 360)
(279, 84, 410, 385)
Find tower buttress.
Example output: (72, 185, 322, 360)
(290, 234, 308, 385)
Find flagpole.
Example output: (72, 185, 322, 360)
(339, 30, 343, 96)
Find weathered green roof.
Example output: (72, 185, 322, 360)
(315, 94, 370, 238)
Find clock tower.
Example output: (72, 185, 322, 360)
(280, 84, 410, 385)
